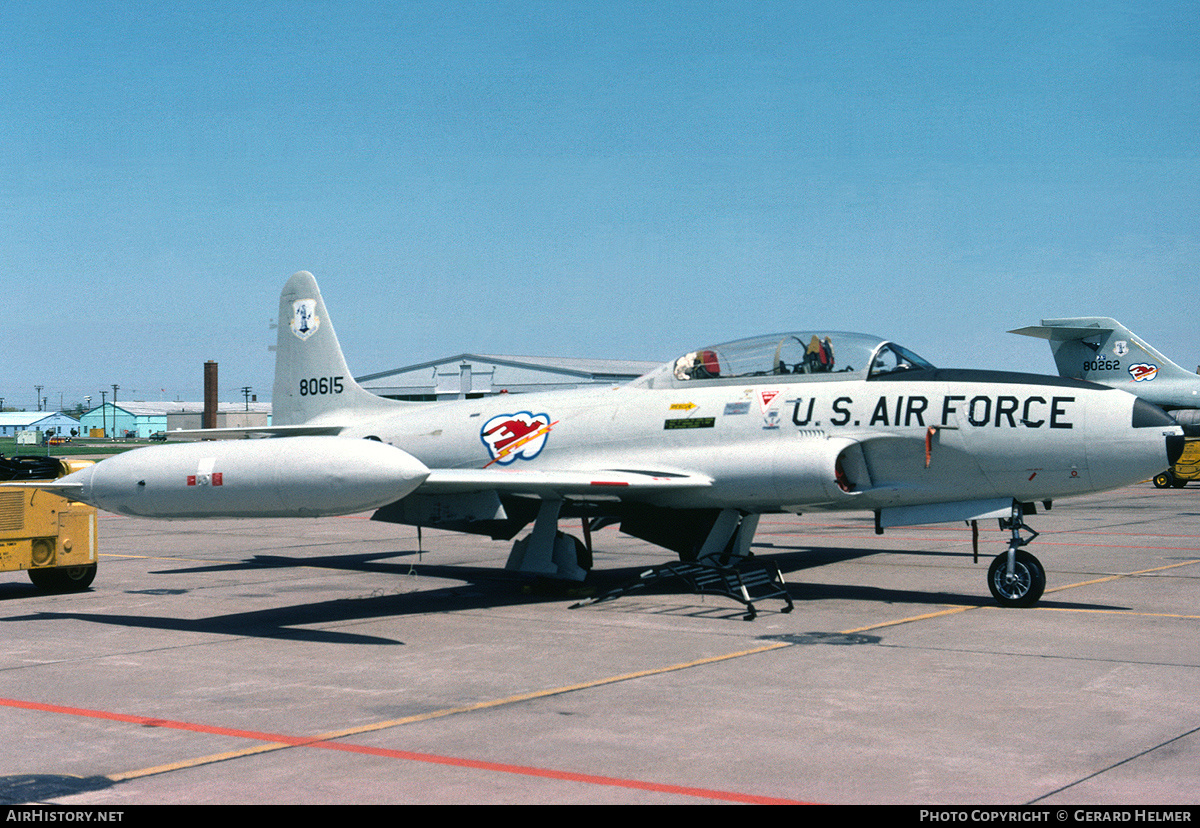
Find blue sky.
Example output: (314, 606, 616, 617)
(3, 1, 1197, 409)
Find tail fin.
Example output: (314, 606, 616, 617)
(272, 271, 406, 426)
(1010, 317, 1195, 385)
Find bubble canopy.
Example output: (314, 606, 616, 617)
(634, 332, 936, 387)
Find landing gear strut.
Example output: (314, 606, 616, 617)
(505, 498, 589, 581)
(986, 502, 1046, 607)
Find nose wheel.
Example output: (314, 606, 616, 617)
(987, 549, 1045, 607)
(986, 503, 1046, 607)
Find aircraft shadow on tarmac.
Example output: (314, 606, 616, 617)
(0, 773, 114, 805)
(1, 543, 1130, 643)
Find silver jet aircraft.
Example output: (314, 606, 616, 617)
(1011, 317, 1200, 434)
(17, 273, 1185, 609)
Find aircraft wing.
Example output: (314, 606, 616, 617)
(418, 467, 713, 497)
(1008, 323, 1114, 341)
(163, 424, 346, 440)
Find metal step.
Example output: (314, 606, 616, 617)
(571, 557, 794, 620)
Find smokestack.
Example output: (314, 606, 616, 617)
(203, 361, 218, 429)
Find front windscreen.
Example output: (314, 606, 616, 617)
(867, 342, 937, 378)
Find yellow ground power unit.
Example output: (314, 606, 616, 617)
(0, 456, 98, 591)
(1153, 437, 1200, 488)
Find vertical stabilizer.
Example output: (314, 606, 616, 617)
(1011, 317, 1195, 385)
(1011, 317, 1200, 416)
(272, 271, 406, 426)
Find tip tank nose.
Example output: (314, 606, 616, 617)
(48, 463, 98, 504)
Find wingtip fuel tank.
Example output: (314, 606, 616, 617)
(56, 437, 430, 519)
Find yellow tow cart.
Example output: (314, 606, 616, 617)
(0, 456, 98, 591)
(1153, 437, 1200, 488)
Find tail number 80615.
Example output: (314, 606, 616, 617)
(300, 376, 344, 396)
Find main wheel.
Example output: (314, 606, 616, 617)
(28, 564, 96, 592)
(987, 550, 1045, 607)
(1154, 471, 1174, 488)
(57, 564, 97, 591)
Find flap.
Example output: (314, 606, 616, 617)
(419, 468, 713, 497)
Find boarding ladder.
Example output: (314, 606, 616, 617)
(571, 556, 794, 620)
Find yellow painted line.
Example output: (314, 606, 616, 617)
(1044, 558, 1200, 595)
(105, 640, 795, 783)
(840, 605, 977, 634)
(312, 640, 796, 740)
(108, 741, 293, 781)
(841, 558, 1200, 634)
(1034, 607, 1200, 619)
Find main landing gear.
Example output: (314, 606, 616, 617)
(984, 502, 1046, 608)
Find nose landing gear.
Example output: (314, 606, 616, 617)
(986, 502, 1046, 607)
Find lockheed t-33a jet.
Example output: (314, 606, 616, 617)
(1010, 317, 1200, 436)
(17, 273, 1184, 614)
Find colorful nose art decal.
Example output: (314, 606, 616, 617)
(481, 412, 554, 465)
(1128, 363, 1158, 382)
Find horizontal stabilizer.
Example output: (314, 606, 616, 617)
(163, 424, 346, 440)
(1009, 323, 1114, 342)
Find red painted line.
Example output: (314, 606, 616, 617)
(0, 697, 813, 805)
(313, 740, 809, 804)
(0, 697, 313, 745)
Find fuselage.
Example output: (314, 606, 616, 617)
(339, 367, 1178, 515)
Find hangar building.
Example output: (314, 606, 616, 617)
(79, 402, 272, 439)
(53, 355, 655, 439)
(0, 411, 82, 438)
(356, 354, 660, 401)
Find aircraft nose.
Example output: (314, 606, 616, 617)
(1130, 398, 1187, 467)
(1167, 434, 1186, 467)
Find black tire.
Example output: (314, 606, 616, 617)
(27, 568, 58, 590)
(58, 564, 97, 591)
(28, 564, 96, 592)
(1153, 471, 1173, 489)
(1171, 476, 1188, 488)
(987, 550, 1046, 608)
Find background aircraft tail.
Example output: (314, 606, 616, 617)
(1010, 317, 1195, 385)
(272, 271, 408, 426)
